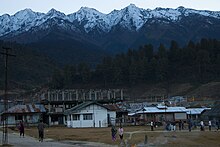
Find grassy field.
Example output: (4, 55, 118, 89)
(10, 125, 220, 146)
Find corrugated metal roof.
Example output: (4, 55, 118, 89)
(104, 104, 121, 111)
(186, 108, 211, 115)
(132, 106, 187, 115)
(4, 104, 46, 114)
(202, 103, 220, 117)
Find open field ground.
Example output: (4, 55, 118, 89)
(8, 125, 220, 146)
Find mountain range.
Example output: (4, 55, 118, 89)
(1, 4, 220, 64)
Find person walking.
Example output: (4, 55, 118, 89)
(208, 120, 212, 131)
(150, 120, 154, 131)
(37, 120, 45, 142)
(118, 126, 124, 144)
(200, 120, 204, 131)
(178, 120, 182, 131)
(216, 120, 220, 131)
(19, 120, 24, 137)
(188, 119, 192, 132)
(172, 121, 176, 131)
(111, 125, 117, 141)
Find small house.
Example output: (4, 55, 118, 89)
(1, 104, 46, 126)
(64, 101, 116, 128)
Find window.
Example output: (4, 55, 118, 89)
(15, 115, 22, 121)
(83, 114, 93, 120)
(72, 114, 80, 120)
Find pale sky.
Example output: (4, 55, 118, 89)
(0, 0, 219, 15)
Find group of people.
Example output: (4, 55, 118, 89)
(200, 120, 220, 131)
(164, 119, 220, 132)
(18, 119, 45, 142)
(111, 125, 124, 143)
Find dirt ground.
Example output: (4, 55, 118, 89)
(10, 125, 220, 146)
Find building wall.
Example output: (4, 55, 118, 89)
(67, 104, 112, 128)
(7, 115, 16, 125)
(175, 113, 187, 120)
(108, 111, 116, 125)
(6, 113, 41, 125)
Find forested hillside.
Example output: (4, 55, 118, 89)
(0, 40, 58, 90)
(50, 39, 220, 89)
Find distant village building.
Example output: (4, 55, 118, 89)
(42, 89, 124, 126)
(186, 107, 211, 120)
(64, 101, 116, 128)
(104, 103, 129, 125)
(128, 104, 212, 125)
(1, 104, 46, 126)
(202, 103, 220, 121)
(129, 105, 188, 124)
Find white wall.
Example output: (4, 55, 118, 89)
(175, 113, 187, 120)
(67, 104, 111, 128)
(6, 114, 41, 125)
(7, 115, 16, 125)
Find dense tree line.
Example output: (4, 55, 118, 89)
(50, 39, 220, 89)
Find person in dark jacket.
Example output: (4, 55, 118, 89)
(37, 120, 45, 142)
(19, 120, 24, 137)
(111, 125, 117, 141)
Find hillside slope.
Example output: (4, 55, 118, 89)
(0, 41, 59, 90)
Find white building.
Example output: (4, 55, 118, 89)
(64, 102, 116, 128)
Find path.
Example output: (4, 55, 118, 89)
(0, 132, 117, 147)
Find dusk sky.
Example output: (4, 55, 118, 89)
(0, 0, 219, 15)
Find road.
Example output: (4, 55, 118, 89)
(0, 132, 117, 147)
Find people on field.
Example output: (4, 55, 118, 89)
(19, 120, 24, 137)
(111, 125, 117, 141)
(172, 121, 176, 131)
(150, 120, 154, 131)
(179, 120, 182, 131)
(118, 125, 124, 144)
(216, 120, 220, 131)
(200, 120, 204, 131)
(208, 120, 212, 131)
(188, 119, 192, 132)
(37, 119, 45, 142)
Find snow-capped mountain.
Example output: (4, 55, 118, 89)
(1, 4, 220, 36)
(1, 4, 220, 65)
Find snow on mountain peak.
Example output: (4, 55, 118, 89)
(72, 7, 104, 21)
(118, 4, 147, 30)
(13, 8, 37, 20)
(46, 8, 66, 19)
(0, 5, 220, 36)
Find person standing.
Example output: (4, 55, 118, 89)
(181, 120, 185, 130)
(37, 120, 45, 142)
(178, 120, 182, 131)
(118, 126, 124, 144)
(19, 120, 24, 137)
(200, 120, 204, 131)
(216, 120, 220, 131)
(150, 121, 154, 131)
(208, 120, 212, 131)
(172, 121, 176, 131)
(111, 125, 117, 141)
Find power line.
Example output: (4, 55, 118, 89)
(0, 47, 16, 145)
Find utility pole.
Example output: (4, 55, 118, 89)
(0, 47, 15, 145)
